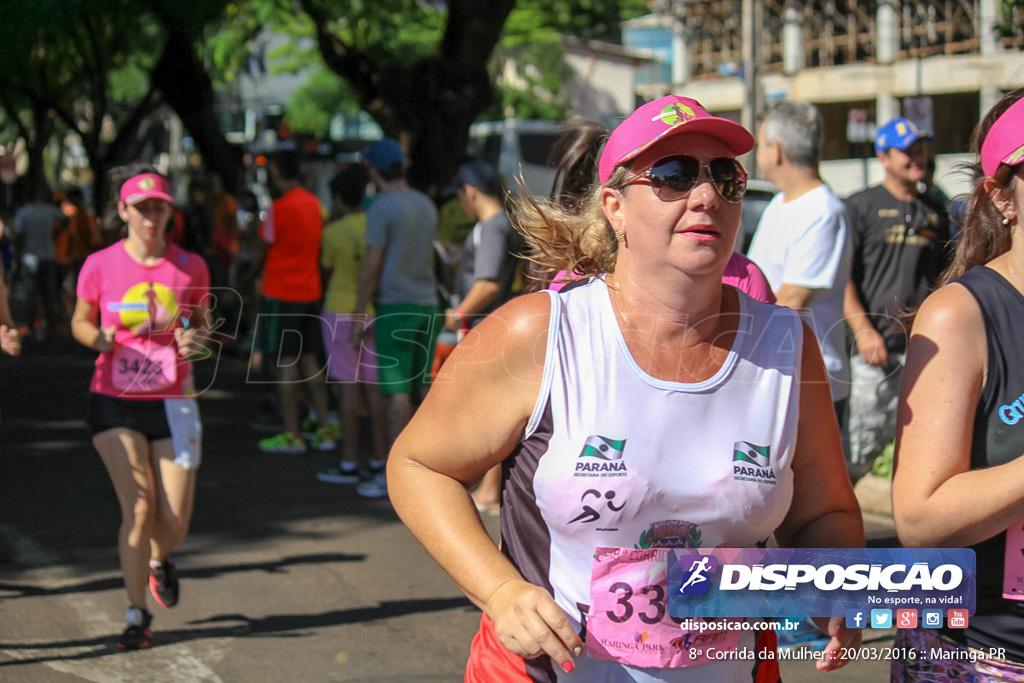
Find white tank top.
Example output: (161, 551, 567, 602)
(499, 277, 803, 682)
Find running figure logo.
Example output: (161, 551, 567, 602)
(677, 555, 718, 596)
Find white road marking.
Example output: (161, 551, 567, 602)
(0, 524, 227, 682)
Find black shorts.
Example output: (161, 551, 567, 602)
(255, 297, 324, 359)
(89, 394, 172, 440)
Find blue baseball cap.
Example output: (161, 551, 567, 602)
(363, 138, 405, 172)
(875, 117, 932, 154)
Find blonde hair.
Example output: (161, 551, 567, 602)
(513, 166, 633, 289)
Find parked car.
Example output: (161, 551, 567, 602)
(466, 119, 565, 196)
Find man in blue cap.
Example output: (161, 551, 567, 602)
(842, 117, 951, 481)
(350, 138, 439, 498)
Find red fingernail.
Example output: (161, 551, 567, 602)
(562, 660, 574, 673)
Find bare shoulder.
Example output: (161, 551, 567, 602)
(904, 283, 987, 382)
(911, 283, 985, 342)
(436, 291, 554, 389)
(462, 292, 553, 357)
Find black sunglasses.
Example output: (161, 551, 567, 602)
(630, 155, 748, 204)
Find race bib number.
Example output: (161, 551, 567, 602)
(586, 547, 740, 668)
(112, 339, 177, 392)
(1003, 517, 1024, 601)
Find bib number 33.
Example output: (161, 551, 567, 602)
(586, 546, 740, 669)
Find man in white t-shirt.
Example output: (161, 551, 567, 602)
(748, 100, 852, 442)
(747, 98, 854, 652)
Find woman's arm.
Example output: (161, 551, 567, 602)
(387, 292, 583, 670)
(71, 297, 114, 352)
(774, 321, 864, 671)
(893, 283, 1024, 547)
(0, 261, 20, 355)
(775, 321, 864, 550)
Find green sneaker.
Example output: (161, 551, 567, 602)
(310, 426, 337, 452)
(300, 415, 320, 440)
(258, 431, 307, 454)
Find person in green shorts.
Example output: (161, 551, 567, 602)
(350, 138, 440, 498)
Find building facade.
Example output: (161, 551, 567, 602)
(625, 0, 1024, 197)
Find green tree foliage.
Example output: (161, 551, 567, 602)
(997, 0, 1024, 35)
(300, 0, 517, 192)
(284, 69, 359, 139)
(0, 0, 163, 200)
(297, 0, 649, 192)
(487, 0, 649, 120)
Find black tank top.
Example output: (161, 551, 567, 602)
(951, 265, 1024, 658)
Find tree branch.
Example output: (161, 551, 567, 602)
(299, 0, 378, 102)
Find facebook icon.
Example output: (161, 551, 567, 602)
(845, 609, 866, 629)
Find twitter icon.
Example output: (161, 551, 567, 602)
(870, 609, 893, 629)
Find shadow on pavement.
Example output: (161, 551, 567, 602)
(0, 551, 367, 599)
(0, 596, 473, 667)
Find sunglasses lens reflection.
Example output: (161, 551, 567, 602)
(647, 156, 747, 203)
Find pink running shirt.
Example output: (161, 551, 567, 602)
(77, 241, 211, 399)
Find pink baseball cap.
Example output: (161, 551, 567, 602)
(981, 96, 1024, 177)
(598, 96, 755, 184)
(120, 173, 173, 206)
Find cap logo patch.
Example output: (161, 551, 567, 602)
(1006, 144, 1024, 166)
(652, 103, 696, 127)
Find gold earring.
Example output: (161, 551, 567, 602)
(614, 231, 625, 243)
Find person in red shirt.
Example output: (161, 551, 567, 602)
(254, 150, 334, 454)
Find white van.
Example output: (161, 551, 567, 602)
(466, 119, 566, 196)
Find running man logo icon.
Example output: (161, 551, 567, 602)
(677, 555, 718, 595)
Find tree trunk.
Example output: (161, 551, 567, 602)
(25, 103, 55, 200)
(308, 0, 517, 198)
(152, 27, 244, 196)
(371, 57, 494, 195)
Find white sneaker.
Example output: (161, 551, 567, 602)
(316, 462, 361, 484)
(356, 473, 388, 499)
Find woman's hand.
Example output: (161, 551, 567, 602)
(173, 327, 201, 358)
(94, 326, 116, 353)
(811, 617, 861, 672)
(488, 579, 583, 673)
(348, 316, 367, 350)
(0, 325, 20, 356)
(854, 327, 889, 367)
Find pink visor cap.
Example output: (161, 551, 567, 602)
(120, 173, 173, 206)
(981, 96, 1024, 177)
(598, 96, 755, 184)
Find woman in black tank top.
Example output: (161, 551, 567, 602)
(893, 87, 1024, 681)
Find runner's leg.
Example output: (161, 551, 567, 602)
(148, 438, 197, 559)
(94, 428, 156, 609)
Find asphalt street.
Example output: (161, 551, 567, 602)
(0, 335, 894, 682)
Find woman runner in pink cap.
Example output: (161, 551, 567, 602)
(893, 87, 1024, 680)
(387, 95, 863, 681)
(71, 164, 210, 650)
